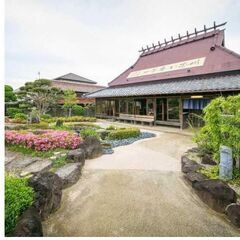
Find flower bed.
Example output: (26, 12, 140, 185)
(5, 130, 82, 151)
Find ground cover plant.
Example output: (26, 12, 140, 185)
(199, 166, 240, 188)
(5, 130, 82, 151)
(5, 174, 35, 235)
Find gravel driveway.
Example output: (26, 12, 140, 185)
(43, 131, 240, 237)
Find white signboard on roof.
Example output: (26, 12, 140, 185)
(127, 57, 206, 78)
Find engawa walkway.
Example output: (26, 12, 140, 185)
(43, 131, 240, 237)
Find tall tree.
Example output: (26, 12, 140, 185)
(63, 90, 78, 117)
(5, 85, 17, 102)
(17, 79, 63, 116)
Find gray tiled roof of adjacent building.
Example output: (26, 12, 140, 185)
(54, 73, 97, 84)
(86, 73, 240, 98)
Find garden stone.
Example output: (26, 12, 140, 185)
(55, 163, 83, 189)
(81, 136, 103, 159)
(5, 157, 39, 172)
(226, 203, 240, 227)
(186, 147, 200, 153)
(67, 149, 85, 164)
(181, 156, 202, 173)
(184, 172, 207, 186)
(201, 154, 217, 165)
(21, 159, 52, 175)
(29, 172, 63, 220)
(96, 129, 109, 140)
(12, 207, 43, 237)
(193, 179, 237, 213)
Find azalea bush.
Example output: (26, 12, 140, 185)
(194, 95, 240, 163)
(5, 130, 82, 151)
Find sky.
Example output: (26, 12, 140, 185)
(5, 0, 240, 89)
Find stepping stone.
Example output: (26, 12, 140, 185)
(55, 163, 82, 189)
(5, 158, 39, 172)
(5, 151, 21, 164)
(21, 159, 52, 176)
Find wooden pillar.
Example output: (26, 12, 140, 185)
(179, 96, 183, 130)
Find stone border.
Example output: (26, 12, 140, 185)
(181, 152, 240, 228)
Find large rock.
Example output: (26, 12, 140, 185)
(201, 154, 217, 165)
(181, 156, 202, 173)
(184, 172, 207, 186)
(67, 149, 85, 164)
(81, 136, 103, 159)
(29, 172, 63, 220)
(55, 163, 82, 189)
(96, 129, 109, 140)
(12, 207, 43, 237)
(193, 179, 237, 213)
(226, 203, 240, 227)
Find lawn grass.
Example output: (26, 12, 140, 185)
(6, 144, 67, 158)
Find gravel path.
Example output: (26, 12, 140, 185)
(42, 131, 240, 237)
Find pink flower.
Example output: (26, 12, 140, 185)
(5, 130, 82, 151)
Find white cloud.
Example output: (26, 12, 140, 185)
(5, 0, 240, 89)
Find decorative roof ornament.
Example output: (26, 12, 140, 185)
(139, 21, 227, 56)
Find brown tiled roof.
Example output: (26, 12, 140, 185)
(87, 72, 240, 98)
(109, 28, 240, 87)
(51, 80, 105, 93)
(54, 73, 97, 84)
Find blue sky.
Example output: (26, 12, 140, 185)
(5, 0, 240, 89)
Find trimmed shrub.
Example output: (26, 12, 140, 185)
(45, 116, 96, 123)
(6, 108, 22, 118)
(41, 114, 51, 120)
(55, 119, 63, 127)
(106, 125, 117, 130)
(108, 128, 140, 140)
(14, 113, 27, 120)
(80, 128, 99, 139)
(72, 105, 84, 116)
(5, 175, 35, 235)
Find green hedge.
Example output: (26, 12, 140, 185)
(45, 116, 96, 123)
(80, 128, 99, 139)
(108, 128, 140, 140)
(6, 108, 23, 118)
(14, 113, 27, 120)
(5, 175, 35, 235)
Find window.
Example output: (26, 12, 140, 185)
(128, 100, 134, 115)
(134, 99, 147, 115)
(167, 98, 180, 121)
(147, 99, 154, 116)
(119, 99, 127, 114)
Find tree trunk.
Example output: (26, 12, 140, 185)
(69, 107, 72, 117)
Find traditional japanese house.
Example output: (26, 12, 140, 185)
(87, 22, 240, 128)
(52, 73, 105, 105)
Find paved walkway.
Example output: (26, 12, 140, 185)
(43, 131, 240, 237)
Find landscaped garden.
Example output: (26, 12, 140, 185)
(5, 80, 157, 236)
